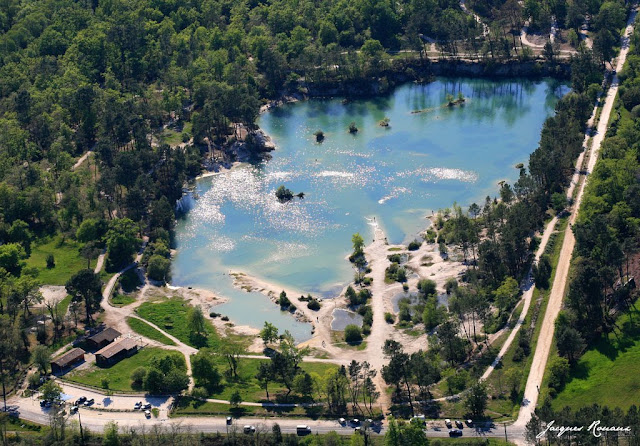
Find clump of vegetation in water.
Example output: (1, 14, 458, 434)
(314, 130, 325, 142)
(379, 117, 390, 127)
(275, 185, 294, 202)
(446, 92, 466, 107)
(349, 122, 358, 133)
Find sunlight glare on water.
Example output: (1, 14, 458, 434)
(172, 77, 569, 341)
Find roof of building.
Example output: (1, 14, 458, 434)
(87, 327, 121, 345)
(51, 348, 85, 367)
(95, 337, 137, 360)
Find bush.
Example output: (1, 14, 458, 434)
(131, 367, 147, 387)
(344, 324, 363, 344)
(46, 254, 55, 269)
(549, 356, 570, 390)
(307, 299, 321, 310)
(417, 279, 437, 297)
(348, 122, 358, 133)
(190, 387, 208, 399)
(361, 324, 371, 336)
(362, 277, 372, 286)
(314, 130, 325, 142)
(384, 312, 395, 324)
(278, 291, 291, 309)
(407, 240, 422, 251)
(101, 378, 110, 389)
(147, 255, 170, 282)
(444, 278, 458, 295)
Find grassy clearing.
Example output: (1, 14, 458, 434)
(126, 317, 176, 346)
(111, 294, 136, 307)
(136, 297, 220, 349)
(550, 301, 640, 411)
(158, 121, 192, 146)
(203, 356, 338, 403)
(65, 347, 183, 392)
(26, 236, 95, 285)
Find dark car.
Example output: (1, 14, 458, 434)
(76, 396, 87, 405)
(84, 398, 94, 406)
(226, 417, 232, 425)
(449, 429, 463, 437)
(455, 420, 464, 429)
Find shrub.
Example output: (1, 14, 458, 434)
(101, 378, 110, 389)
(548, 356, 570, 390)
(278, 291, 291, 309)
(131, 367, 147, 387)
(190, 387, 208, 399)
(384, 312, 395, 324)
(307, 299, 321, 311)
(348, 122, 358, 133)
(147, 255, 170, 282)
(314, 130, 325, 142)
(407, 240, 421, 251)
(361, 324, 371, 336)
(46, 254, 55, 269)
(362, 277, 372, 286)
(417, 279, 437, 297)
(444, 278, 458, 295)
(344, 324, 363, 344)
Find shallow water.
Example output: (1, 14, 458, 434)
(331, 309, 364, 331)
(171, 78, 569, 341)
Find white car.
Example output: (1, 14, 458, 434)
(134, 402, 142, 410)
(243, 425, 256, 434)
(338, 418, 346, 425)
(445, 418, 452, 428)
(144, 410, 151, 418)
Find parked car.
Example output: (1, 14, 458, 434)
(142, 403, 152, 410)
(144, 410, 151, 418)
(449, 429, 463, 437)
(76, 396, 87, 405)
(296, 425, 311, 436)
(243, 425, 256, 434)
(351, 419, 360, 426)
(455, 420, 464, 429)
(70, 406, 78, 414)
(84, 399, 94, 406)
(226, 416, 232, 425)
(134, 402, 142, 410)
(445, 419, 452, 428)
(466, 419, 474, 427)
(338, 418, 346, 426)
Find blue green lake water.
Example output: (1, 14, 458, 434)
(171, 77, 569, 341)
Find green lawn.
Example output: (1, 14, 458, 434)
(551, 302, 640, 411)
(65, 347, 182, 392)
(26, 235, 96, 285)
(127, 317, 176, 346)
(111, 294, 136, 307)
(136, 297, 220, 349)
(203, 356, 338, 403)
(158, 121, 192, 146)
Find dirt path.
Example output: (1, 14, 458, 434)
(515, 5, 638, 429)
(72, 151, 93, 171)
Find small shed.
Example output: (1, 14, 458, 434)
(51, 348, 85, 374)
(95, 338, 138, 366)
(87, 327, 121, 350)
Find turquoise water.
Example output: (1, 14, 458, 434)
(171, 77, 569, 341)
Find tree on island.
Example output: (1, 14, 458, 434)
(275, 185, 294, 202)
(349, 122, 358, 133)
(314, 130, 325, 142)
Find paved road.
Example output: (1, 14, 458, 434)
(515, 4, 638, 430)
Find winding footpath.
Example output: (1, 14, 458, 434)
(515, 4, 638, 431)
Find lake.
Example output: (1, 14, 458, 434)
(171, 77, 569, 341)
